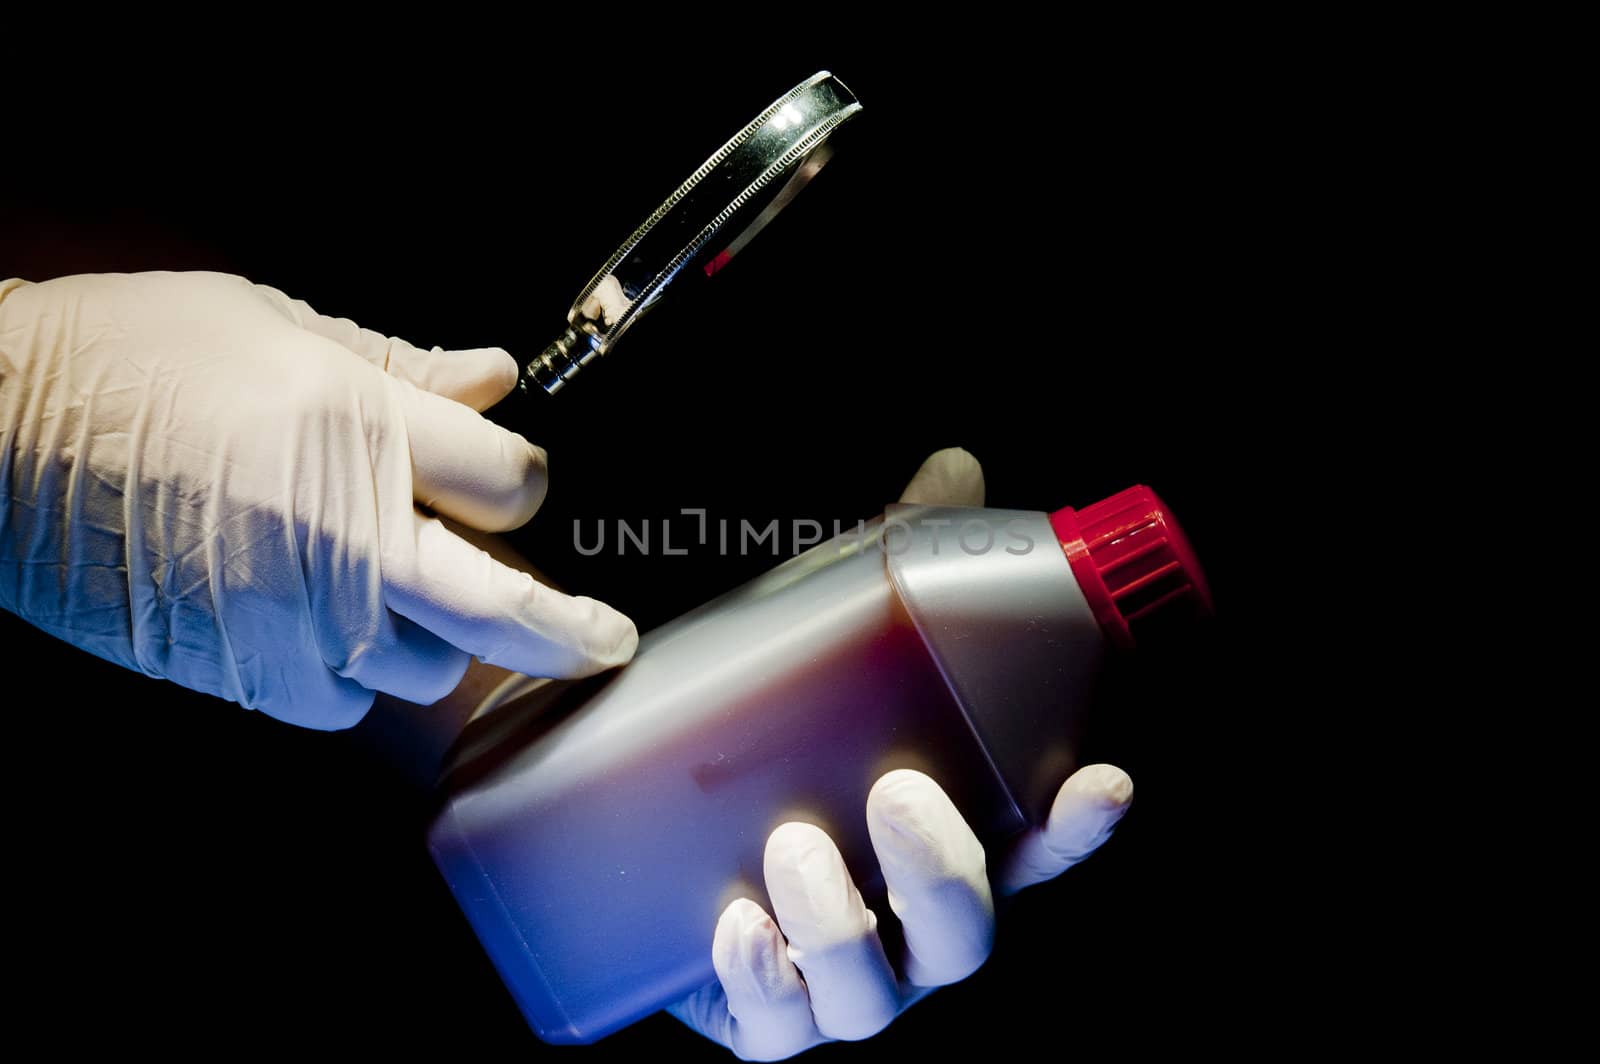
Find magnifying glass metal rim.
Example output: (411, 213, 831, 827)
(523, 70, 862, 395)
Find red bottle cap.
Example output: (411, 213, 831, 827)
(1049, 486, 1214, 649)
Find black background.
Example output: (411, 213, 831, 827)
(4, 36, 1343, 1055)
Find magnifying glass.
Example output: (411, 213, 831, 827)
(520, 71, 862, 395)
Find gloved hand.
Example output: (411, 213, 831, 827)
(668, 448, 1134, 1060)
(0, 272, 638, 730)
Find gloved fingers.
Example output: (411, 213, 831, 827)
(763, 823, 901, 1042)
(335, 611, 472, 707)
(252, 282, 543, 532)
(234, 636, 379, 732)
(865, 769, 995, 987)
(998, 763, 1134, 895)
(394, 378, 549, 532)
(249, 281, 517, 411)
(896, 447, 986, 507)
(383, 511, 638, 680)
(673, 898, 826, 1061)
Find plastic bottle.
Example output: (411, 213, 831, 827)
(427, 487, 1211, 1044)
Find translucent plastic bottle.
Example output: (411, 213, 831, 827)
(427, 487, 1211, 1044)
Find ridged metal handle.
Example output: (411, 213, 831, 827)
(522, 326, 602, 396)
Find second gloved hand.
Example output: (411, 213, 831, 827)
(0, 272, 638, 729)
(669, 449, 1133, 1059)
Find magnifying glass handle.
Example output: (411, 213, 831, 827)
(517, 71, 862, 397)
(523, 324, 602, 396)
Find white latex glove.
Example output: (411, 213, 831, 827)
(669, 448, 1134, 1060)
(0, 272, 638, 730)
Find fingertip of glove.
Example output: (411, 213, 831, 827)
(412, 646, 474, 707)
(611, 617, 641, 664)
(509, 435, 550, 524)
(722, 899, 780, 957)
(588, 600, 639, 667)
(269, 681, 377, 732)
(930, 445, 982, 471)
(526, 438, 550, 480)
(867, 770, 985, 887)
(467, 432, 547, 532)
(545, 598, 637, 677)
(866, 769, 944, 832)
(764, 822, 836, 871)
(899, 447, 986, 507)
(714, 899, 792, 1003)
(722, 896, 773, 931)
(1069, 763, 1135, 808)
(869, 767, 940, 801)
(445, 346, 520, 411)
(482, 346, 519, 404)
